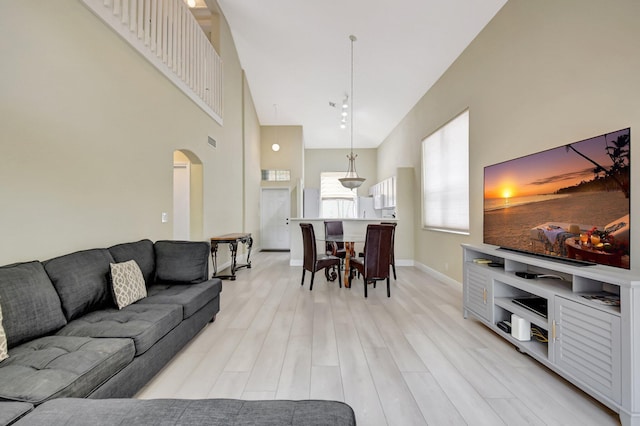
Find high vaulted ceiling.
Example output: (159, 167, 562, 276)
(215, 0, 507, 149)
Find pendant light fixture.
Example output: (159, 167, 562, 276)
(339, 34, 366, 189)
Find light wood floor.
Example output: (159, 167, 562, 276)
(136, 251, 620, 425)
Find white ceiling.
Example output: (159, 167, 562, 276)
(215, 0, 507, 149)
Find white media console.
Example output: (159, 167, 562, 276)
(462, 243, 640, 426)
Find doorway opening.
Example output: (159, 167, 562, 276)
(173, 150, 203, 240)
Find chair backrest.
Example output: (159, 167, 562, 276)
(300, 223, 317, 271)
(363, 224, 394, 279)
(324, 220, 345, 250)
(380, 222, 397, 262)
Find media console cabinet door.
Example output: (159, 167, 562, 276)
(464, 265, 492, 322)
(554, 296, 621, 404)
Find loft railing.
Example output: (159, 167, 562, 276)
(82, 0, 223, 124)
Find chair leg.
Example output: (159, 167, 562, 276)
(364, 278, 368, 298)
(310, 271, 315, 291)
(301, 269, 305, 286)
(387, 277, 391, 297)
(392, 263, 397, 280)
(337, 264, 342, 288)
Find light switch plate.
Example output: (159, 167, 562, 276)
(161, 212, 169, 223)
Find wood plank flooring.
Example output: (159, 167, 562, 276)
(136, 251, 620, 425)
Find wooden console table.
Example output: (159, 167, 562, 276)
(210, 233, 253, 280)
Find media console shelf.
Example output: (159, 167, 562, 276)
(462, 243, 640, 426)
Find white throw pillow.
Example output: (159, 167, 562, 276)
(110, 260, 147, 309)
(0, 302, 8, 361)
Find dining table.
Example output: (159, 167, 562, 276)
(322, 234, 365, 288)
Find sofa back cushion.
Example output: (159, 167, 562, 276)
(0, 261, 67, 348)
(44, 249, 115, 321)
(154, 241, 209, 284)
(108, 239, 155, 286)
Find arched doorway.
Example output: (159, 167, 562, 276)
(173, 150, 203, 240)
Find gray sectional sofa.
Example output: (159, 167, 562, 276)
(0, 239, 221, 423)
(0, 239, 356, 426)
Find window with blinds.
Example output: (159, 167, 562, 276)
(320, 172, 357, 218)
(422, 109, 470, 234)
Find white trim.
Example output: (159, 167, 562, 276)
(414, 260, 462, 288)
(395, 259, 414, 267)
(291, 258, 413, 268)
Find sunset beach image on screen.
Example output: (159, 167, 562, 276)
(483, 128, 630, 269)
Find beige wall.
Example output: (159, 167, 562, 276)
(243, 73, 262, 250)
(378, 0, 640, 281)
(260, 125, 303, 217)
(304, 148, 378, 199)
(0, 1, 260, 265)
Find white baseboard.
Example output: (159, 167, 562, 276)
(414, 261, 462, 288)
(291, 258, 413, 267)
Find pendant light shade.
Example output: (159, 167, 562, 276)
(339, 34, 365, 189)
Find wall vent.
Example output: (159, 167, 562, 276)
(208, 136, 217, 148)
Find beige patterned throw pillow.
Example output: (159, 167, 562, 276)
(0, 302, 8, 361)
(110, 260, 147, 309)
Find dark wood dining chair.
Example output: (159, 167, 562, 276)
(357, 221, 397, 280)
(350, 224, 394, 298)
(324, 220, 347, 261)
(300, 223, 342, 290)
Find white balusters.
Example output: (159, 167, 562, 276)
(84, 0, 223, 123)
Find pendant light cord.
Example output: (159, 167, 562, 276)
(349, 35, 356, 156)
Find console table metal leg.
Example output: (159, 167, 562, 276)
(211, 242, 219, 278)
(228, 241, 239, 280)
(245, 236, 253, 268)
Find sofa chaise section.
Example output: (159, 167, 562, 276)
(13, 398, 357, 426)
(0, 336, 134, 405)
(0, 261, 136, 406)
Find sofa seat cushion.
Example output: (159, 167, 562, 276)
(43, 249, 115, 321)
(0, 261, 67, 349)
(138, 279, 222, 319)
(0, 336, 134, 405)
(56, 304, 182, 355)
(0, 401, 33, 425)
(14, 398, 357, 426)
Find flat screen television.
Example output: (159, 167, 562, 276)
(483, 127, 630, 269)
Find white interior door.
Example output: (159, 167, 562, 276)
(261, 188, 290, 250)
(173, 162, 190, 240)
